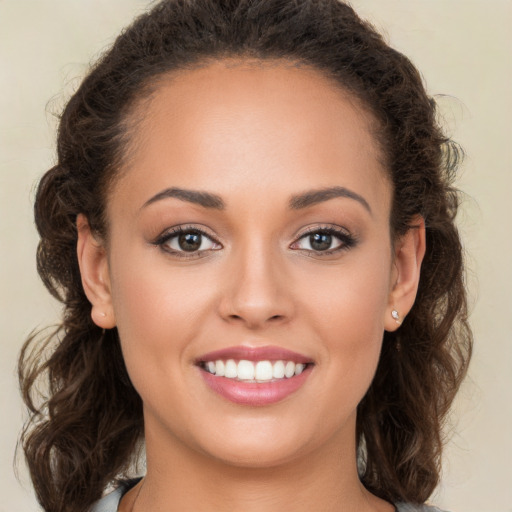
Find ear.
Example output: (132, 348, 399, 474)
(385, 215, 426, 332)
(76, 214, 116, 329)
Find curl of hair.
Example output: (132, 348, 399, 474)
(19, 1, 472, 510)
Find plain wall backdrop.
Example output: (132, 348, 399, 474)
(1, 1, 511, 511)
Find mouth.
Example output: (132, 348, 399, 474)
(198, 359, 312, 382)
(195, 346, 314, 406)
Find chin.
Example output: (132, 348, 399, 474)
(187, 411, 346, 471)
(203, 438, 310, 470)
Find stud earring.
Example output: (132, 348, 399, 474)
(391, 309, 401, 325)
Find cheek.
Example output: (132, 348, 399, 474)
(108, 255, 222, 431)
(109, 251, 215, 375)
(302, 251, 392, 395)
(305, 248, 391, 334)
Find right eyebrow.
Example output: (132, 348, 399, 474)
(141, 187, 226, 210)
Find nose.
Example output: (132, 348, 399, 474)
(217, 240, 295, 330)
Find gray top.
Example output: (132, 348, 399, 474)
(90, 480, 448, 512)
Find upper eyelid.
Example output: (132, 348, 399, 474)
(293, 224, 353, 245)
(156, 223, 350, 242)
(296, 224, 350, 237)
(155, 225, 220, 243)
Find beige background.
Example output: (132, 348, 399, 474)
(1, 1, 510, 511)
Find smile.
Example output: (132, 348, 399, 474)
(196, 346, 314, 406)
(199, 359, 309, 382)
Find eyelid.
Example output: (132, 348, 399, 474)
(296, 224, 351, 239)
(290, 224, 357, 255)
(152, 224, 222, 259)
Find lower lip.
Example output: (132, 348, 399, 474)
(199, 366, 312, 406)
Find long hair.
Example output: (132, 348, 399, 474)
(19, 1, 472, 510)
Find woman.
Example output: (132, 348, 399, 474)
(18, 1, 472, 511)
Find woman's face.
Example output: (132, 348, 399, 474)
(89, 60, 405, 468)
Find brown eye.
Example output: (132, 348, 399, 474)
(292, 226, 356, 255)
(309, 232, 332, 251)
(178, 231, 203, 252)
(157, 227, 221, 256)
(295, 230, 343, 252)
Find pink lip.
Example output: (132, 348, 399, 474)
(199, 365, 313, 406)
(196, 345, 312, 364)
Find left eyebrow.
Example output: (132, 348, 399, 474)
(288, 186, 372, 215)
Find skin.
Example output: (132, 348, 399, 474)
(77, 60, 425, 511)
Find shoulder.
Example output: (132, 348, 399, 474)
(89, 489, 449, 512)
(396, 504, 450, 512)
(89, 479, 141, 512)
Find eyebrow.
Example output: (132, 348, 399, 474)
(142, 187, 225, 210)
(142, 185, 371, 214)
(289, 186, 372, 214)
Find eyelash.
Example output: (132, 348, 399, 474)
(152, 225, 219, 260)
(153, 224, 357, 259)
(292, 225, 357, 256)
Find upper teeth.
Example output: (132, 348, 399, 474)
(203, 359, 306, 382)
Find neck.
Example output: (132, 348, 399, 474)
(132, 416, 393, 512)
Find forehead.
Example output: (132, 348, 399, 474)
(114, 59, 390, 216)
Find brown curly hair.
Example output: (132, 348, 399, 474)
(18, 1, 472, 511)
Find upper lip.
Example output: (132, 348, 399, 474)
(196, 345, 313, 364)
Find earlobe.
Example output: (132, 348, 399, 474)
(385, 216, 426, 332)
(76, 214, 116, 329)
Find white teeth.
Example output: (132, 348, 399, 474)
(224, 359, 237, 378)
(284, 361, 296, 378)
(237, 360, 255, 380)
(202, 359, 308, 381)
(255, 361, 273, 381)
(272, 360, 285, 379)
(215, 360, 225, 377)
